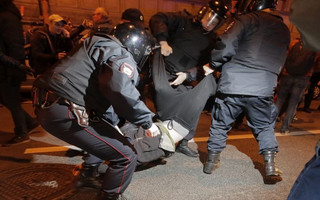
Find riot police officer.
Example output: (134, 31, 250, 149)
(149, 0, 228, 157)
(203, 0, 290, 181)
(33, 22, 160, 200)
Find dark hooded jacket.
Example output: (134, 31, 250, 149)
(0, 2, 26, 85)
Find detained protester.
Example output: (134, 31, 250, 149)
(149, 0, 229, 157)
(33, 23, 161, 200)
(203, 0, 290, 182)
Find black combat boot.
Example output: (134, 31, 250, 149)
(263, 151, 282, 176)
(76, 163, 102, 189)
(176, 139, 199, 157)
(203, 151, 221, 174)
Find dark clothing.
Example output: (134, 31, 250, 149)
(304, 72, 320, 109)
(34, 35, 153, 126)
(212, 11, 290, 97)
(120, 122, 165, 164)
(275, 40, 316, 131)
(152, 49, 217, 140)
(0, 3, 36, 136)
(33, 35, 154, 196)
(79, 18, 114, 44)
(304, 57, 320, 109)
(0, 3, 26, 85)
(149, 10, 216, 81)
(284, 40, 316, 76)
(275, 75, 310, 131)
(208, 95, 278, 154)
(35, 103, 137, 195)
(207, 10, 290, 154)
(30, 24, 84, 75)
(0, 51, 24, 69)
(0, 82, 36, 135)
(287, 140, 320, 200)
(92, 19, 113, 35)
(149, 11, 217, 138)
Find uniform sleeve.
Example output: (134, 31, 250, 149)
(210, 17, 246, 68)
(149, 11, 187, 42)
(92, 43, 154, 127)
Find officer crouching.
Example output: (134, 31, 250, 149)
(32, 22, 160, 200)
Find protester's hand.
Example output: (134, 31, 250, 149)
(160, 41, 173, 56)
(82, 19, 93, 29)
(57, 52, 67, 60)
(170, 72, 187, 86)
(145, 123, 161, 137)
(203, 64, 214, 76)
(62, 28, 70, 38)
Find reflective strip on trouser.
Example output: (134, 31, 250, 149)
(35, 103, 137, 195)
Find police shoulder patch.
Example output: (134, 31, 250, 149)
(120, 63, 135, 78)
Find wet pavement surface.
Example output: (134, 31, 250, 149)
(1, 99, 320, 199)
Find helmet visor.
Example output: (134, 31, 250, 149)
(201, 10, 222, 32)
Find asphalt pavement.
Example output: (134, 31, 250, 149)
(0, 99, 320, 200)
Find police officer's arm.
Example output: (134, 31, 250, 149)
(93, 45, 158, 135)
(210, 17, 247, 68)
(149, 11, 188, 56)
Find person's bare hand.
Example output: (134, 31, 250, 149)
(62, 28, 70, 38)
(57, 52, 67, 60)
(160, 41, 173, 56)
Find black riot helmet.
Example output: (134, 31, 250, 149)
(112, 22, 154, 70)
(236, 0, 278, 14)
(195, 0, 229, 32)
(250, 0, 278, 11)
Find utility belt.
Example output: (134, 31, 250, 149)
(32, 87, 89, 127)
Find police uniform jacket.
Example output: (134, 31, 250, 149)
(211, 11, 290, 97)
(33, 35, 154, 128)
(149, 10, 216, 81)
